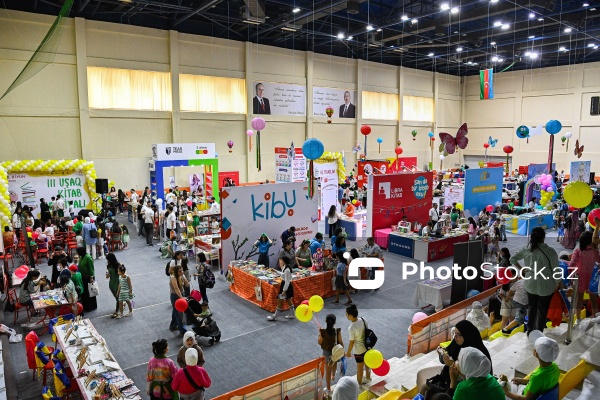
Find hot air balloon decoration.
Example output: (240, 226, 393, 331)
(227, 140, 234, 153)
(411, 130, 417, 141)
(325, 106, 334, 123)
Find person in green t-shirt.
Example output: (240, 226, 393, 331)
(450, 209, 459, 228)
(508, 198, 515, 211)
(72, 220, 83, 235)
(449, 347, 505, 400)
(502, 330, 560, 400)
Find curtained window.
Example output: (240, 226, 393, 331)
(180, 74, 246, 113)
(87, 67, 172, 111)
(362, 91, 399, 120)
(403, 96, 434, 122)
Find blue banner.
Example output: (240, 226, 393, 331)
(464, 168, 504, 218)
(527, 163, 555, 180)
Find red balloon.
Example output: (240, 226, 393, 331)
(32, 232, 39, 240)
(503, 145, 514, 154)
(73, 218, 78, 223)
(486, 205, 494, 212)
(483, 143, 490, 149)
(373, 359, 390, 376)
(431, 137, 435, 141)
(395, 146, 403, 155)
(301, 300, 309, 305)
(26, 227, 32, 232)
(175, 298, 188, 312)
(360, 125, 372, 135)
(588, 208, 600, 228)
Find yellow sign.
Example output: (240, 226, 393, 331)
(472, 184, 497, 193)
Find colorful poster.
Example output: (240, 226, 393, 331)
(221, 182, 318, 269)
(312, 87, 357, 118)
(444, 186, 464, 205)
(189, 173, 204, 195)
(251, 81, 306, 116)
(8, 172, 91, 216)
(463, 168, 504, 218)
(357, 158, 418, 188)
(367, 172, 433, 235)
(314, 161, 338, 220)
(275, 147, 307, 183)
(569, 160, 591, 183)
(388, 157, 418, 173)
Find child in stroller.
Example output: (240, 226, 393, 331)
(184, 298, 221, 346)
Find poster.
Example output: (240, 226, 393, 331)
(366, 172, 433, 235)
(569, 160, 591, 183)
(152, 143, 215, 161)
(463, 168, 504, 218)
(357, 157, 417, 187)
(527, 163, 555, 202)
(444, 186, 464, 205)
(314, 161, 338, 220)
(275, 147, 307, 183)
(220, 182, 318, 269)
(252, 81, 306, 116)
(312, 87, 357, 118)
(189, 173, 204, 195)
(8, 171, 91, 216)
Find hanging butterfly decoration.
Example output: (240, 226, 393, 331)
(439, 123, 468, 154)
(352, 141, 362, 153)
(574, 140, 584, 158)
(287, 141, 296, 160)
(488, 136, 498, 147)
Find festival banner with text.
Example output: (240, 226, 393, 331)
(314, 161, 338, 220)
(463, 168, 503, 218)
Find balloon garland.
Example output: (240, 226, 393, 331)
(316, 152, 347, 183)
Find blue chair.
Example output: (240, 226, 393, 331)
(537, 384, 559, 400)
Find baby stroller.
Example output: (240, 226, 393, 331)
(184, 298, 221, 346)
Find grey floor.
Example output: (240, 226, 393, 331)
(5, 217, 568, 400)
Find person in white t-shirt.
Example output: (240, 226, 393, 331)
(144, 204, 155, 246)
(428, 203, 439, 223)
(165, 189, 176, 205)
(55, 195, 65, 217)
(129, 189, 139, 223)
(345, 304, 371, 388)
(166, 206, 177, 239)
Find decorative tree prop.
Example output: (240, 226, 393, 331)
(377, 137, 383, 153)
(564, 131, 573, 151)
(545, 119, 562, 173)
(503, 145, 513, 174)
(325, 107, 334, 123)
(246, 129, 253, 151)
(411, 130, 418, 141)
(360, 125, 371, 155)
(227, 140, 234, 153)
(560, 136, 567, 146)
(302, 139, 325, 199)
(251, 118, 266, 171)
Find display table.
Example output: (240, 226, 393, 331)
(228, 260, 335, 312)
(388, 231, 469, 262)
(195, 235, 221, 267)
(325, 210, 367, 240)
(374, 228, 392, 249)
(505, 212, 554, 236)
(412, 277, 452, 311)
(55, 318, 141, 399)
(31, 289, 69, 334)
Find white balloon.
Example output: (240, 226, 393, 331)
(439, 155, 445, 160)
(565, 132, 573, 139)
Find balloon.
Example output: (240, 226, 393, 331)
(352, 199, 357, 205)
(301, 300, 309, 305)
(456, 203, 463, 210)
(308, 295, 324, 312)
(483, 143, 490, 149)
(467, 289, 480, 298)
(588, 208, 600, 228)
(302, 139, 325, 160)
(428, 132, 434, 138)
(395, 147, 403, 155)
(503, 145, 514, 154)
(360, 125, 372, 135)
(364, 349, 384, 369)
(246, 129, 254, 137)
(563, 181, 593, 209)
(486, 205, 494, 212)
(439, 155, 445, 160)
(516, 125, 530, 139)
(295, 304, 313, 322)
(175, 298, 188, 312)
(478, 161, 485, 168)
(376, 137, 383, 144)
(545, 120, 562, 134)
(412, 312, 427, 323)
(373, 360, 391, 376)
(251, 117, 266, 131)
(565, 132, 573, 139)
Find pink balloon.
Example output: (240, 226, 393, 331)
(486, 205, 494, 212)
(251, 117, 266, 131)
(412, 312, 427, 323)
(373, 360, 390, 376)
(246, 129, 254, 137)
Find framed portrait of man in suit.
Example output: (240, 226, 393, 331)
(252, 82, 271, 115)
(339, 91, 356, 118)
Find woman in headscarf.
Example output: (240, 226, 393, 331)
(40, 198, 51, 222)
(105, 253, 121, 318)
(420, 320, 493, 396)
(561, 210, 581, 249)
(466, 301, 491, 333)
(448, 347, 504, 400)
(77, 247, 97, 312)
(331, 376, 359, 400)
(176, 332, 205, 368)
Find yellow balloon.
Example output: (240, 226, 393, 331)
(456, 203, 464, 210)
(364, 349, 384, 369)
(308, 295, 324, 313)
(295, 304, 313, 322)
(563, 181, 593, 209)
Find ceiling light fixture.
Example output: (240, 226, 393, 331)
(292, 7, 300, 13)
(441, 3, 450, 11)
(450, 7, 459, 14)
(243, 19, 263, 25)
(337, 33, 345, 39)
(588, 43, 595, 47)
(401, 15, 409, 21)
(524, 51, 531, 56)
(564, 27, 572, 33)
(491, 41, 497, 45)
(560, 46, 568, 51)
(456, 47, 463, 52)
(498, 58, 504, 62)
(281, 26, 297, 32)
(376, 28, 382, 32)
(501, 24, 510, 30)
(348, 36, 353, 40)
(530, 52, 538, 59)
(366, 25, 374, 31)
(538, 18, 544, 21)
(594, 46, 599, 50)
(583, 3, 589, 6)
(428, 52, 435, 56)
(490, 0, 499, 3)
(529, 12, 535, 18)
(494, 21, 503, 27)
(411, 18, 418, 24)
(529, 35, 535, 39)
(492, 56, 499, 61)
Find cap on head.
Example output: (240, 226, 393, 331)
(529, 330, 559, 363)
(69, 265, 78, 272)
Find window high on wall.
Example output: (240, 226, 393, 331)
(362, 91, 399, 120)
(87, 67, 172, 111)
(403, 96, 434, 122)
(180, 75, 246, 114)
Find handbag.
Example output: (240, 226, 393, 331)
(88, 280, 100, 297)
(330, 329, 344, 365)
(360, 317, 378, 350)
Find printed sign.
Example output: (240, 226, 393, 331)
(312, 87, 357, 118)
(252, 81, 306, 116)
(275, 147, 307, 183)
(463, 168, 503, 218)
(444, 186, 464, 205)
(569, 160, 591, 183)
(152, 143, 216, 161)
(357, 158, 418, 188)
(221, 182, 318, 269)
(8, 172, 91, 216)
(314, 161, 338, 220)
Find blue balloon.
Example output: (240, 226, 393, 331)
(428, 132, 434, 138)
(545, 120, 562, 135)
(467, 289, 480, 298)
(302, 138, 325, 160)
(377, 137, 383, 143)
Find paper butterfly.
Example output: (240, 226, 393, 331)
(439, 123, 468, 154)
(574, 140, 584, 158)
(352, 141, 362, 153)
(287, 142, 295, 160)
(528, 124, 544, 136)
(488, 136, 498, 147)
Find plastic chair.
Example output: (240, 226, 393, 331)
(0, 244, 16, 268)
(109, 232, 123, 251)
(536, 384, 559, 400)
(558, 359, 595, 399)
(35, 239, 49, 264)
(8, 288, 32, 325)
(25, 331, 54, 384)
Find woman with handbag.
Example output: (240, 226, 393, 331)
(172, 348, 211, 400)
(147, 339, 179, 400)
(77, 247, 97, 312)
(569, 231, 600, 318)
(195, 253, 210, 304)
(318, 314, 344, 394)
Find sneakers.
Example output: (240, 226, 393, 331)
(267, 315, 277, 321)
(116, 314, 123, 319)
(285, 314, 295, 319)
(125, 311, 133, 317)
(111, 313, 118, 319)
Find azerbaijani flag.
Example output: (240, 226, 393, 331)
(480, 68, 494, 100)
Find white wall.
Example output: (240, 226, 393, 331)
(14, 9, 600, 189)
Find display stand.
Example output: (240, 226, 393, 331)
(324, 209, 367, 240)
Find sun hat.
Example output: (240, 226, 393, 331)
(529, 330, 560, 363)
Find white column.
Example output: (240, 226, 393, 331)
(74, 17, 89, 159)
(169, 30, 181, 143)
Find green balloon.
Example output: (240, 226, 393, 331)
(516, 125, 529, 139)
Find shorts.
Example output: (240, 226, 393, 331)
(500, 297, 516, 317)
(335, 275, 347, 291)
(354, 352, 366, 363)
(323, 349, 332, 359)
(513, 300, 528, 323)
(278, 282, 294, 299)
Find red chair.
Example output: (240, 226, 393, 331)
(35, 239, 49, 264)
(8, 288, 32, 325)
(109, 232, 123, 252)
(0, 244, 16, 268)
(25, 331, 54, 385)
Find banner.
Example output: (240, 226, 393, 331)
(463, 168, 503, 218)
(314, 162, 338, 220)
(152, 143, 215, 161)
(220, 182, 318, 268)
(312, 87, 356, 118)
(388, 156, 418, 173)
(367, 172, 433, 235)
(275, 147, 307, 183)
(8, 171, 91, 215)
(569, 160, 591, 183)
(252, 81, 306, 116)
(357, 158, 417, 188)
(527, 163, 555, 201)
(444, 186, 464, 205)
(189, 173, 204, 195)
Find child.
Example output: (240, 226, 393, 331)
(193, 302, 211, 319)
(96, 228, 106, 260)
(68, 201, 75, 219)
(557, 216, 565, 242)
(488, 224, 500, 262)
(116, 265, 133, 318)
(267, 255, 295, 321)
(334, 252, 352, 305)
(498, 247, 511, 268)
(121, 225, 130, 249)
(501, 278, 528, 334)
(552, 204, 559, 230)
(181, 258, 191, 297)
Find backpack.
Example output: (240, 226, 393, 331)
(89, 225, 98, 238)
(203, 267, 215, 288)
(165, 261, 172, 276)
(360, 317, 378, 350)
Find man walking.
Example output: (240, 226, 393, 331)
(144, 203, 154, 246)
